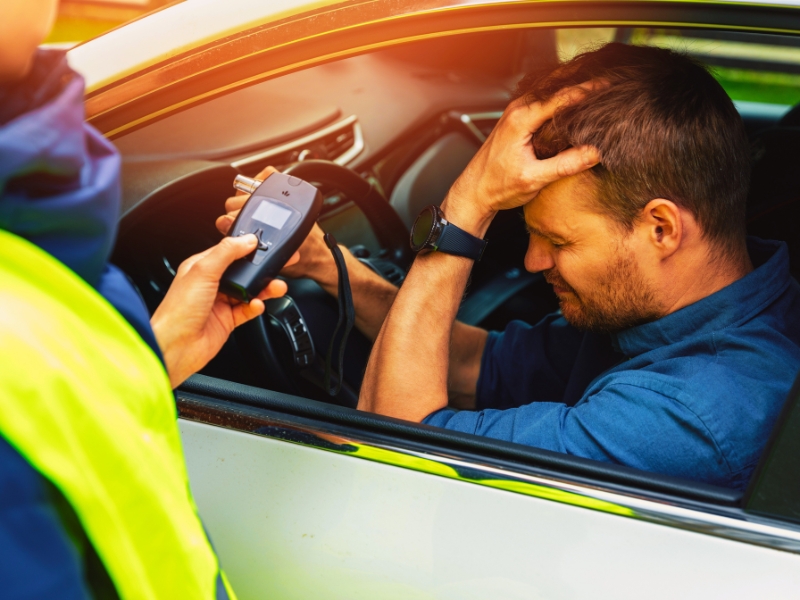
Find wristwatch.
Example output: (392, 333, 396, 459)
(409, 205, 487, 261)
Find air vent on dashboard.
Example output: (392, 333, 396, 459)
(322, 128, 356, 160)
(232, 115, 364, 173)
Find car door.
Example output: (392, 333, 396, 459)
(177, 374, 800, 599)
(67, 1, 800, 597)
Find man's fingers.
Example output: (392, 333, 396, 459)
(285, 250, 300, 268)
(225, 195, 247, 213)
(216, 207, 244, 235)
(507, 81, 607, 135)
(254, 279, 289, 302)
(231, 298, 266, 328)
(215, 214, 234, 235)
(504, 96, 553, 135)
(535, 145, 601, 185)
(256, 165, 278, 180)
(534, 87, 590, 128)
(504, 89, 578, 134)
(193, 234, 258, 281)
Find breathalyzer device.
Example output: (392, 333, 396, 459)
(220, 172, 323, 302)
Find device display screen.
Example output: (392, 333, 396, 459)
(253, 200, 293, 230)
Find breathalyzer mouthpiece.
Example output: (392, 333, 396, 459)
(233, 174, 261, 195)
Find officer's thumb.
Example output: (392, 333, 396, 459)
(197, 234, 258, 281)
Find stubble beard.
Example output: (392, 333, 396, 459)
(544, 250, 661, 335)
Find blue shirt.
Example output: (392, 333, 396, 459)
(424, 238, 800, 490)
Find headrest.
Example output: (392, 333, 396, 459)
(747, 127, 800, 220)
(779, 103, 800, 127)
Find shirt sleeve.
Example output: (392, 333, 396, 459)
(476, 315, 585, 410)
(425, 375, 734, 486)
(0, 437, 92, 600)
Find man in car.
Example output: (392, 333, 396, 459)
(220, 43, 800, 491)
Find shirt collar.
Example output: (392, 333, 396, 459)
(612, 237, 792, 357)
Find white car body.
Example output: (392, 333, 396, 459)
(71, 1, 800, 597)
(181, 419, 800, 599)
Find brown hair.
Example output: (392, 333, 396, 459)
(517, 43, 750, 253)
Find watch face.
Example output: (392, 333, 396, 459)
(411, 207, 435, 251)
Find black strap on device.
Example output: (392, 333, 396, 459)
(323, 233, 355, 396)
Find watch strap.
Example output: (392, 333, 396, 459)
(437, 219, 487, 261)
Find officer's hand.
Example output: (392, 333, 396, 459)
(151, 234, 299, 388)
(442, 87, 601, 232)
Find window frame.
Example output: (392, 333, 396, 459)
(74, 1, 800, 138)
(178, 374, 800, 554)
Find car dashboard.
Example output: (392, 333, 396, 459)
(110, 30, 565, 401)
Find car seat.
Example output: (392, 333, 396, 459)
(775, 102, 800, 127)
(745, 107, 800, 279)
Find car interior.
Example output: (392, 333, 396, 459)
(109, 26, 800, 520)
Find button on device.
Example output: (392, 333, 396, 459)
(253, 228, 269, 251)
(221, 172, 322, 301)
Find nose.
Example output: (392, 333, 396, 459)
(524, 235, 555, 273)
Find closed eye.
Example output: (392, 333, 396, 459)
(524, 222, 568, 248)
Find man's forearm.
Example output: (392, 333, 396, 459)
(305, 247, 398, 341)
(305, 243, 486, 403)
(359, 252, 474, 420)
(448, 322, 487, 408)
(358, 200, 494, 421)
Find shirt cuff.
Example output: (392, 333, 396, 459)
(422, 407, 459, 428)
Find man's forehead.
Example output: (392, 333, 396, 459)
(523, 172, 616, 245)
(526, 172, 600, 220)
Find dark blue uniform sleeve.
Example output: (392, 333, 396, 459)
(476, 316, 585, 410)
(96, 264, 163, 362)
(0, 437, 91, 600)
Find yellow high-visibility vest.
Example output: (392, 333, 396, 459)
(0, 229, 235, 599)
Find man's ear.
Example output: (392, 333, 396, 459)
(638, 199, 682, 257)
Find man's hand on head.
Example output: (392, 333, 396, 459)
(443, 87, 601, 236)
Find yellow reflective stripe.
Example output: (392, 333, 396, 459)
(350, 444, 462, 478)
(469, 479, 635, 516)
(348, 443, 633, 516)
(0, 230, 232, 599)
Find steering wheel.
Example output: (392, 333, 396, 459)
(234, 160, 412, 406)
